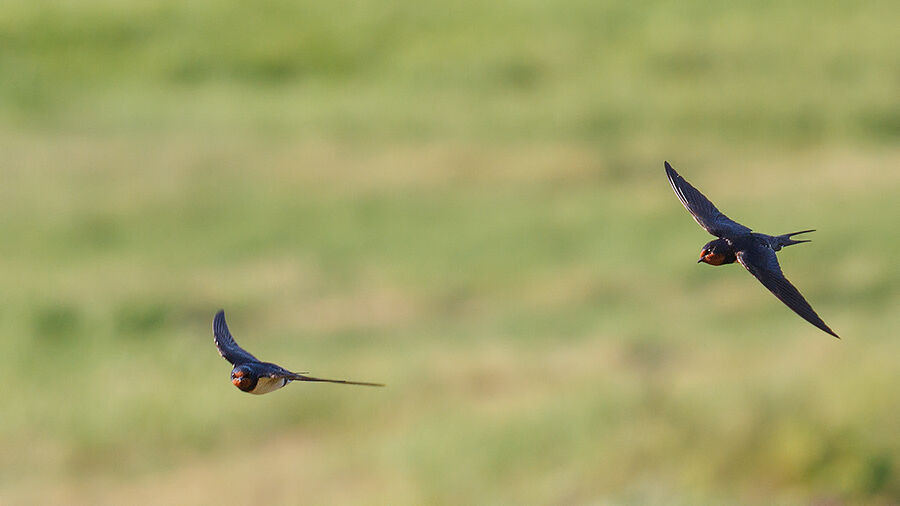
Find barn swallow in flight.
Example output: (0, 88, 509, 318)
(213, 310, 383, 394)
(665, 162, 839, 338)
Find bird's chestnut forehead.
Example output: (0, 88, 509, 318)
(232, 368, 244, 378)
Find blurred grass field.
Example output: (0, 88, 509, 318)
(1, 0, 899, 504)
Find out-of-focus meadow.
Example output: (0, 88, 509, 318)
(1, 1, 898, 504)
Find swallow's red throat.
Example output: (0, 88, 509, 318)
(701, 252, 728, 266)
(232, 368, 245, 387)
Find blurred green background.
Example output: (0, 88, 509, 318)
(1, 1, 898, 504)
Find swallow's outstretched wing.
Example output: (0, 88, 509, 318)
(256, 363, 383, 387)
(213, 310, 260, 365)
(288, 373, 384, 387)
(736, 245, 839, 338)
(665, 161, 753, 238)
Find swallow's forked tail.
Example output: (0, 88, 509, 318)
(776, 229, 815, 248)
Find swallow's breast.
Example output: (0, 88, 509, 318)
(250, 376, 289, 395)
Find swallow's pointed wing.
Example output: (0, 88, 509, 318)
(288, 373, 384, 387)
(258, 362, 383, 387)
(736, 245, 839, 338)
(213, 310, 260, 365)
(665, 161, 753, 238)
(258, 364, 381, 387)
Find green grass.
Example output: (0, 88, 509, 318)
(0, 1, 898, 504)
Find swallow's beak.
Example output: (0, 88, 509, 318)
(697, 257, 705, 263)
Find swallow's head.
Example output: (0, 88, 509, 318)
(231, 365, 257, 392)
(698, 239, 735, 266)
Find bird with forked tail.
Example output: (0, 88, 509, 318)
(213, 310, 384, 394)
(665, 161, 839, 338)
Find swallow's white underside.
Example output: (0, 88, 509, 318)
(250, 376, 289, 395)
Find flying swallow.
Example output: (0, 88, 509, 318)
(664, 161, 839, 338)
(213, 310, 384, 394)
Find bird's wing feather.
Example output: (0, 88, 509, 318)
(259, 364, 383, 386)
(213, 310, 260, 365)
(256, 362, 298, 378)
(665, 161, 753, 238)
(285, 371, 384, 387)
(257, 363, 383, 386)
(736, 245, 839, 338)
